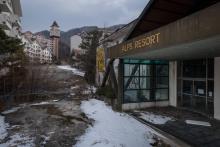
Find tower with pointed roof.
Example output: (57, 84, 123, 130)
(50, 21, 60, 60)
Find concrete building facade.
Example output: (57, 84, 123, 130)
(0, 0, 22, 38)
(102, 0, 220, 120)
(22, 34, 52, 64)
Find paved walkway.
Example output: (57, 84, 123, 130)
(131, 107, 220, 147)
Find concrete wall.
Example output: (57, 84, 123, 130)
(122, 101, 169, 111)
(169, 61, 177, 107)
(214, 57, 220, 120)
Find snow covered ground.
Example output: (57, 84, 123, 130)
(0, 115, 8, 140)
(83, 86, 97, 95)
(1, 107, 21, 115)
(0, 133, 34, 147)
(76, 99, 165, 147)
(0, 114, 34, 147)
(57, 65, 85, 77)
(137, 112, 174, 125)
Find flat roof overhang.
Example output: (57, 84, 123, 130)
(108, 2, 220, 60)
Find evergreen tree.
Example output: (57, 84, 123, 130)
(0, 28, 23, 55)
(79, 30, 102, 84)
(0, 28, 25, 64)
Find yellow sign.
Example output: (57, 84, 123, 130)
(96, 48, 105, 72)
(121, 33, 160, 53)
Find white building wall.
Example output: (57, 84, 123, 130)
(214, 57, 220, 120)
(169, 61, 177, 107)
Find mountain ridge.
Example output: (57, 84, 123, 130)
(35, 24, 125, 46)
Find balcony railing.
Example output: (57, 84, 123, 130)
(12, 15, 21, 27)
(0, 13, 12, 30)
(0, 0, 13, 13)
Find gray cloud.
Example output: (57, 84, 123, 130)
(21, 0, 148, 32)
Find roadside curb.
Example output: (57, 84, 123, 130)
(129, 114, 192, 147)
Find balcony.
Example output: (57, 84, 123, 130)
(12, 15, 21, 27)
(0, 0, 13, 13)
(0, 13, 12, 30)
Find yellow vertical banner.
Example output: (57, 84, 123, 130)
(96, 48, 105, 72)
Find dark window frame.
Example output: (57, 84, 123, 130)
(123, 59, 169, 104)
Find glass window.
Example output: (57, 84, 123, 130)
(140, 65, 151, 76)
(124, 90, 138, 103)
(194, 81, 206, 97)
(156, 77, 169, 88)
(208, 80, 214, 98)
(124, 64, 139, 76)
(123, 59, 169, 103)
(140, 77, 151, 89)
(139, 90, 151, 101)
(124, 77, 139, 89)
(183, 80, 193, 95)
(208, 59, 214, 78)
(156, 89, 169, 100)
(183, 59, 206, 78)
(156, 65, 169, 76)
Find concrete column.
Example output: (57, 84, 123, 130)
(117, 59, 123, 111)
(169, 61, 177, 107)
(214, 57, 220, 120)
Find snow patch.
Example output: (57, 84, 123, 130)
(82, 90, 90, 95)
(82, 86, 97, 95)
(186, 120, 211, 127)
(0, 115, 8, 140)
(0, 133, 34, 147)
(71, 86, 79, 90)
(31, 102, 50, 106)
(57, 65, 85, 77)
(139, 112, 173, 125)
(76, 99, 165, 147)
(70, 93, 76, 96)
(2, 107, 21, 115)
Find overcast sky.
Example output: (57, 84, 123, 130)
(21, 0, 148, 32)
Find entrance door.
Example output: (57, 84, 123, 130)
(178, 59, 214, 115)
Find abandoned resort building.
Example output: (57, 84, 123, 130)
(97, 0, 220, 120)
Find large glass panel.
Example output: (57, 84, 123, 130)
(183, 80, 193, 95)
(140, 65, 151, 76)
(124, 77, 139, 89)
(156, 77, 169, 88)
(156, 65, 169, 76)
(208, 59, 214, 78)
(156, 89, 169, 100)
(124, 90, 138, 103)
(139, 90, 151, 101)
(183, 60, 206, 78)
(194, 81, 206, 97)
(140, 77, 151, 89)
(124, 64, 139, 76)
(208, 80, 214, 98)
